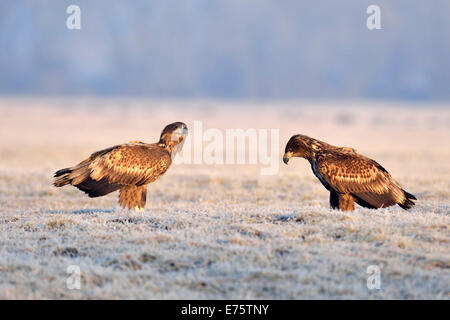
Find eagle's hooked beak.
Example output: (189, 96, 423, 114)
(283, 152, 293, 165)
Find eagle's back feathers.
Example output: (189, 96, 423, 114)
(89, 143, 172, 186)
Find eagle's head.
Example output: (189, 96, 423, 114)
(159, 122, 188, 156)
(283, 134, 326, 164)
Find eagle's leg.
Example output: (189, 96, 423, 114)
(119, 185, 147, 210)
(329, 191, 339, 209)
(338, 193, 355, 211)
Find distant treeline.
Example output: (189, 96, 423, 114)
(0, 0, 449, 100)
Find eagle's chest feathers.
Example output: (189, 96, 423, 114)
(310, 158, 332, 191)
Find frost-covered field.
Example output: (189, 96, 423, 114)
(0, 98, 449, 299)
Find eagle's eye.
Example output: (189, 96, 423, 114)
(169, 125, 188, 143)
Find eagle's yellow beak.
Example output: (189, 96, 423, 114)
(283, 152, 293, 164)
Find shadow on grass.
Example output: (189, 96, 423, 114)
(41, 208, 116, 214)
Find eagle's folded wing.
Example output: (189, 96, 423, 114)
(316, 152, 405, 208)
(316, 153, 392, 194)
(89, 144, 172, 186)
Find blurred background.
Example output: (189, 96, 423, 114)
(0, 0, 449, 100)
(1, 1, 449, 301)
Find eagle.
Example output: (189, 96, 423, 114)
(54, 122, 188, 211)
(283, 135, 416, 211)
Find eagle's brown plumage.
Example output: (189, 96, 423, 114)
(283, 134, 417, 211)
(54, 122, 188, 210)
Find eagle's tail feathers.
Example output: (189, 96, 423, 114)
(399, 189, 417, 210)
(70, 170, 91, 185)
(53, 168, 72, 187)
(402, 189, 417, 200)
(54, 162, 92, 187)
(54, 168, 71, 177)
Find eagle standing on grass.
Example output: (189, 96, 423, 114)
(283, 135, 416, 211)
(54, 122, 188, 211)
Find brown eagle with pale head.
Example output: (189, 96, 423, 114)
(283, 135, 416, 211)
(54, 122, 188, 211)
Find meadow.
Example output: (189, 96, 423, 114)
(0, 98, 448, 299)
